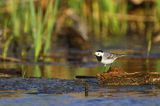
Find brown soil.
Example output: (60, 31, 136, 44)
(97, 67, 160, 86)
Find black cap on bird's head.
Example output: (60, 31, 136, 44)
(96, 50, 103, 53)
(95, 50, 104, 56)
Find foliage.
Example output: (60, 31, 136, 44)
(0, 0, 159, 61)
(0, 0, 60, 61)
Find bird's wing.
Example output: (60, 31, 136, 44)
(104, 52, 126, 59)
(104, 52, 117, 59)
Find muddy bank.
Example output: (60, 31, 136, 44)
(97, 67, 160, 85)
(0, 78, 98, 94)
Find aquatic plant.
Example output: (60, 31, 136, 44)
(0, 0, 159, 61)
(1, 0, 60, 61)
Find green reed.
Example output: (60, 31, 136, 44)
(157, 0, 160, 15)
(29, 0, 60, 61)
(1, 0, 160, 61)
(29, 0, 43, 61)
(100, 0, 121, 34)
(1, 0, 60, 61)
(67, 0, 124, 41)
(43, 0, 59, 54)
(2, 20, 11, 58)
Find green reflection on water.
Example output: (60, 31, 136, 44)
(22, 64, 101, 79)
(0, 57, 159, 79)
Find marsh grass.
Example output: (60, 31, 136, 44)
(0, 0, 159, 61)
(1, 0, 60, 61)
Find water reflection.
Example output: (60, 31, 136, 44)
(69, 85, 160, 98)
(23, 63, 102, 79)
(0, 90, 37, 98)
(0, 85, 160, 106)
(0, 53, 159, 79)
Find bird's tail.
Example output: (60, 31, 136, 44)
(117, 54, 126, 58)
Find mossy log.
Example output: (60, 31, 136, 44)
(97, 67, 160, 86)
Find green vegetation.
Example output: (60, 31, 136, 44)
(0, 0, 60, 61)
(0, 0, 159, 61)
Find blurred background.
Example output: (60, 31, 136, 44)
(0, 0, 160, 79)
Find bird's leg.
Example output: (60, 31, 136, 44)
(103, 64, 107, 72)
(109, 63, 112, 71)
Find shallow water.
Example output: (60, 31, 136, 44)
(0, 55, 160, 79)
(0, 85, 160, 106)
(0, 50, 160, 106)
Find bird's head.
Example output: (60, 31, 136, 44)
(94, 50, 104, 57)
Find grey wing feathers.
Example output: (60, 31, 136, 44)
(104, 52, 117, 59)
(104, 52, 125, 59)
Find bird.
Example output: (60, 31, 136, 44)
(94, 50, 125, 71)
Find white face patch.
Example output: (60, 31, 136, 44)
(95, 52, 104, 57)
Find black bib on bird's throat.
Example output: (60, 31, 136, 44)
(96, 56, 102, 62)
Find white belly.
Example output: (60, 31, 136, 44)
(101, 59, 115, 65)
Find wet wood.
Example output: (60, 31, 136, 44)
(97, 67, 160, 86)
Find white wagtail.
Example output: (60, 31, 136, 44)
(94, 50, 125, 71)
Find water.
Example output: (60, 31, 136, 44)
(0, 85, 160, 106)
(0, 55, 160, 79)
(0, 50, 160, 106)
